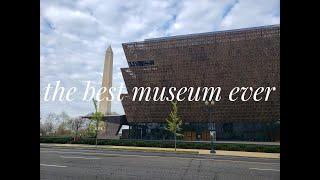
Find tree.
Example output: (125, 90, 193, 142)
(41, 120, 54, 136)
(52, 112, 72, 136)
(84, 117, 96, 137)
(46, 112, 60, 129)
(92, 98, 103, 146)
(68, 117, 85, 137)
(165, 101, 183, 151)
(56, 121, 71, 136)
(59, 111, 70, 123)
(40, 121, 44, 136)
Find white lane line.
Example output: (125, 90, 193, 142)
(41, 150, 278, 165)
(60, 156, 101, 160)
(40, 163, 67, 168)
(249, 168, 280, 172)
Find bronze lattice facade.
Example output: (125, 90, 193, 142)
(120, 25, 280, 141)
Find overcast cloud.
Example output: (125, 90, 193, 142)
(40, 0, 280, 118)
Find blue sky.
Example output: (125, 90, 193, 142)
(40, 0, 280, 118)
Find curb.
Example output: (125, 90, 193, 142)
(40, 144, 199, 154)
(40, 143, 280, 159)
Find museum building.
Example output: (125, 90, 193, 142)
(119, 25, 280, 141)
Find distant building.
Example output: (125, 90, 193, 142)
(119, 25, 280, 141)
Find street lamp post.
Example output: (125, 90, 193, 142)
(205, 100, 216, 154)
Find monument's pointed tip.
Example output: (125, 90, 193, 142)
(107, 45, 112, 52)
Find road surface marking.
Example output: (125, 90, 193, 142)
(60, 156, 101, 160)
(41, 150, 278, 165)
(40, 163, 67, 168)
(249, 168, 280, 172)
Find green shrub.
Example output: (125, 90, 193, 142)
(40, 136, 73, 144)
(40, 137, 280, 153)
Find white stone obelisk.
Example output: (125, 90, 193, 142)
(99, 45, 113, 115)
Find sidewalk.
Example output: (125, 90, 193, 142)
(40, 143, 280, 159)
(214, 141, 280, 146)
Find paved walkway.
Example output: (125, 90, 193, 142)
(215, 141, 280, 145)
(40, 143, 280, 159)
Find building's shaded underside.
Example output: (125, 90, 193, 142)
(120, 25, 280, 141)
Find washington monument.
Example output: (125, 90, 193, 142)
(99, 45, 113, 115)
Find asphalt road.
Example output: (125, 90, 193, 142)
(40, 147, 280, 180)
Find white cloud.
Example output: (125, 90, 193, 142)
(167, 0, 239, 35)
(40, 0, 279, 117)
(220, 0, 279, 30)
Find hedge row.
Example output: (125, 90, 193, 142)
(40, 137, 280, 153)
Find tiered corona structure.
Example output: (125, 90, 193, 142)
(120, 25, 280, 141)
